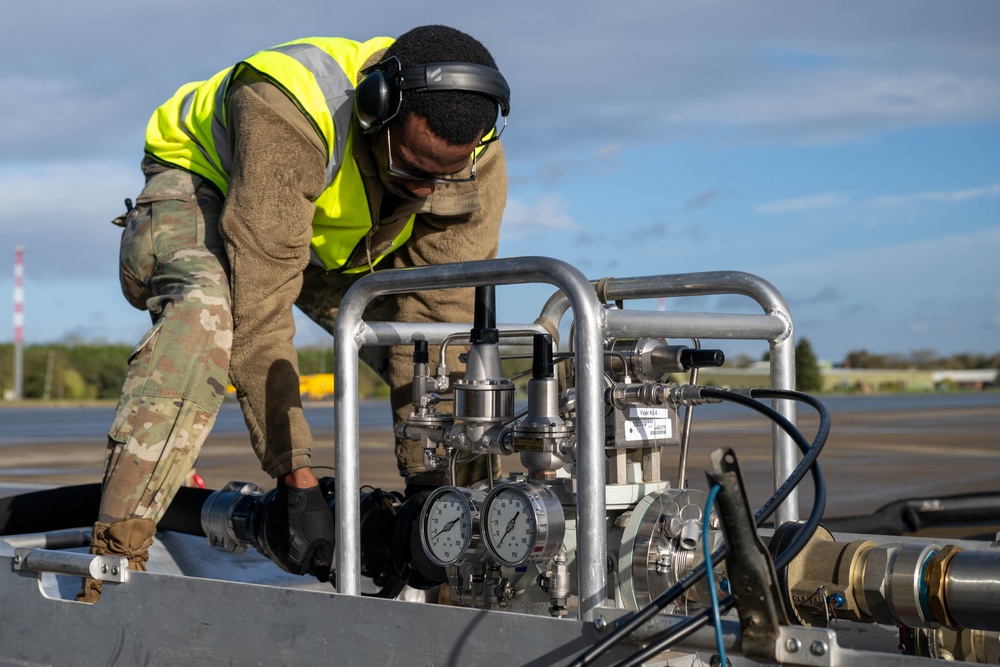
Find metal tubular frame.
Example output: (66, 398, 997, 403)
(333, 257, 610, 619)
(334, 261, 797, 618)
(535, 270, 799, 525)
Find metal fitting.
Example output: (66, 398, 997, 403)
(860, 543, 902, 624)
(887, 542, 941, 628)
(926, 544, 963, 629)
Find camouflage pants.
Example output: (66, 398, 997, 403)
(99, 167, 231, 524)
(101, 165, 496, 523)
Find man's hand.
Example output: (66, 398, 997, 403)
(265, 474, 335, 581)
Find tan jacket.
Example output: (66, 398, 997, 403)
(220, 64, 507, 478)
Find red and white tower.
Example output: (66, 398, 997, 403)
(13, 246, 24, 400)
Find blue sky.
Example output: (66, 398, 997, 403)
(0, 0, 997, 363)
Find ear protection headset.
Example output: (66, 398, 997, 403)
(354, 56, 510, 134)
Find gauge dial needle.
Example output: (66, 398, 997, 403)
(430, 517, 460, 541)
(497, 511, 520, 547)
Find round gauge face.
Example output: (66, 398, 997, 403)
(483, 486, 538, 566)
(421, 488, 475, 566)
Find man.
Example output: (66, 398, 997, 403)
(79, 25, 508, 601)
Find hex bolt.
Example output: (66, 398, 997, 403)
(810, 640, 829, 656)
(594, 618, 607, 631)
(785, 637, 801, 653)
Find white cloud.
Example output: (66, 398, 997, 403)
(0, 75, 144, 160)
(870, 182, 1000, 207)
(0, 162, 140, 280)
(659, 70, 1000, 143)
(755, 193, 850, 215)
(758, 227, 1000, 357)
(500, 194, 579, 241)
(3, 1, 997, 163)
(767, 226, 1000, 298)
(0, 162, 139, 230)
(756, 181, 1000, 216)
(594, 144, 622, 160)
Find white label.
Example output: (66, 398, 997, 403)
(623, 407, 672, 442)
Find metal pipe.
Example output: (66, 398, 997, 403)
(944, 549, 1000, 631)
(536, 270, 793, 330)
(676, 339, 700, 490)
(334, 257, 608, 619)
(359, 322, 544, 347)
(13, 547, 129, 582)
(603, 309, 789, 341)
(1, 528, 90, 550)
(768, 329, 797, 524)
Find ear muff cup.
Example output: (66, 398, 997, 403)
(354, 58, 510, 135)
(354, 70, 393, 132)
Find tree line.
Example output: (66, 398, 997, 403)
(0, 342, 386, 401)
(841, 349, 1000, 370)
(772, 339, 999, 393)
(1, 340, 996, 401)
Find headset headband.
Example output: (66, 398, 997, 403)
(355, 56, 510, 134)
(396, 62, 510, 116)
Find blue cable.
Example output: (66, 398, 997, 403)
(703, 484, 727, 666)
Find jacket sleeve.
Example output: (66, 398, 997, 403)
(219, 74, 328, 477)
(384, 142, 508, 475)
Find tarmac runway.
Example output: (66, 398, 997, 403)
(1, 393, 997, 521)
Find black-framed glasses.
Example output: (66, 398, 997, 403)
(385, 118, 506, 185)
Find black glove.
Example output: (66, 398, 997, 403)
(265, 484, 335, 581)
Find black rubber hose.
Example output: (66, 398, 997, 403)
(608, 389, 829, 667)
(823, 491, 1000, 537)
(607, 389, 829, 667)
(571, 388, 828, 667)
(703, 387, 830, 567)
(0, 483, 214, 537)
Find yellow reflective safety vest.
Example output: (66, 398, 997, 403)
(144, 36, 411, 272)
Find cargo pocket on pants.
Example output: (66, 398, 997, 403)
(108, 318, 167, 444)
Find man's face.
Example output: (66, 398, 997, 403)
(377, 114, 482, 200)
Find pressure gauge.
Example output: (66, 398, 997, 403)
(419, 486, 487, 567)
(481, 482, 565, 567)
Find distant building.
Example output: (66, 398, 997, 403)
(696, 364, 998, 393)
(930, 369, 999, 390)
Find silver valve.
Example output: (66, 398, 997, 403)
(606, 338, 726, 382)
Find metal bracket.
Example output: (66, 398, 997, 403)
(707, 448, 790, 662)
(775, 626, 838, 666)
(13, 548, 130, 583)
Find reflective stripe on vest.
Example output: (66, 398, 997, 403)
(144, 36, 411, 272)
(146, 67, 234, 194)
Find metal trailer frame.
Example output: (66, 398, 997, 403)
(1, 529, 980, 666)
(0, 533, 630, 666)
